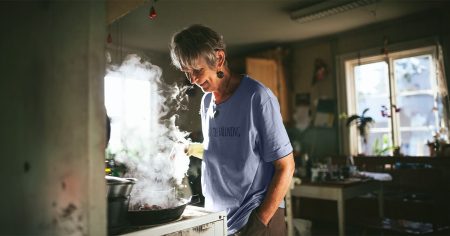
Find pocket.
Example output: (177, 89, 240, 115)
(253, 210, 269, 228)
(241, 211, 268, 236)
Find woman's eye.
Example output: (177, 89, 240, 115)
(193, 68, 203, 76)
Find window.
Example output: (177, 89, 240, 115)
(339, 44, 449, 156)
(104, 74, 158, 156)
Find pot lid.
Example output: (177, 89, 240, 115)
(105, 175, 137, 184)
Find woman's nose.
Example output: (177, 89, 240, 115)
(188, 74, 200, 84)
(191, 75, 200, 84)
(184, 72, 194, 84)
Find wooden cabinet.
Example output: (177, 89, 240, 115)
(246, 57, 290, 123)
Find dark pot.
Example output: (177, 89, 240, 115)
(127, 199, 190, 226)
(107, 196, 130, 235)
(106, 176, 137, 235)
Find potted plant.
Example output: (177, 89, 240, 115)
(346, 108, 374, 144)
(373, 134, 394, 156)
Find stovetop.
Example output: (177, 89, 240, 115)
(117, 205, 227, 236)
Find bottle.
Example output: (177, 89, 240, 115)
(105, 160, 112, 175)
(105, 159, 120, 177)
(305, 154, 312, 181)
(434, 138, 441, 156)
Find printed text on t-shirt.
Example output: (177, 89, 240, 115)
(210, 127, 241, 137)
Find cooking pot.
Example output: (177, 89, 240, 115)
(108, 196, 130, 235)
(106, 176, 137, 235)
(106, 176, 137, 198)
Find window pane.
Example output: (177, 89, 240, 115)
(354, 62, 390, 129)
(105, 76, 152, 154)
(365, 132, 393, 156)
(354, 62, 391, 154)
(399, 131, 432, 156)
(354, 62, 389, 96)
(397, 94, 436, 128)
(395, 55, 433, 92)
(394, 55, 438, 156)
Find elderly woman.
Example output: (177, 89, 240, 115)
(170, 24, 294, 236)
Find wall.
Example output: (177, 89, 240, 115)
(289, 7, 450, 159)
(0, 2, 106, 235)
(290, 41, 337, 159)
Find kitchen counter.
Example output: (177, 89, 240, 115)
(120, 206, 227, 236)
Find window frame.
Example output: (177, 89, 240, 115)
(337, 38, 446, 156)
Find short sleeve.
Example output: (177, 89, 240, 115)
(255, 96, 293, 162)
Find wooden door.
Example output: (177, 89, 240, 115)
(246, 57, 289, 122)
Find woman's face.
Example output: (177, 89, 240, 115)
(183, 57, 220, 93)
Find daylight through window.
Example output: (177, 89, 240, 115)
(342, 45, 449, 156)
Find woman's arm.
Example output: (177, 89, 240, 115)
(257, 152, 295, 225)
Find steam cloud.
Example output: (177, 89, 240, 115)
(105, 54, 193, 208)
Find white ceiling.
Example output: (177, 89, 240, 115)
(111, 0, 448, 55)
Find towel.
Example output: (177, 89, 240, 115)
(358, 171, 392, 181)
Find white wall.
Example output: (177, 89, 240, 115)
(0, 1, 106, 235)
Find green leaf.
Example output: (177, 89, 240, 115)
(346, 115, 361, 126)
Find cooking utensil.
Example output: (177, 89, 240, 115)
(106, 176, 137, 234)
(106, 176, 137, 198)
(107, 196, 130, 235)
(127, 198, 190, 225)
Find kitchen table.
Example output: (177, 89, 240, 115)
(291, 178, 384, 236)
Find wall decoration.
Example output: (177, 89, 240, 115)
(295, 93, 310, 106)
(293, 93, 311, 131)
(312, 58, 329, 85)
(313, 99, 335, 128)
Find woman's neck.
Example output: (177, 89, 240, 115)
(213, 70, 241, 104)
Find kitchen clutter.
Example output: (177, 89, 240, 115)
(295, 154, 395, 183)
(427, 129, 450, 157)
(296, 155, 364, 182)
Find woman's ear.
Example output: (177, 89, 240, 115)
(216, 50, 226, 68)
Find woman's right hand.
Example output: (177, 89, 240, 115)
(185, 142, 204, 159)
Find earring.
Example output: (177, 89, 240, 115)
(217, 71, 224, 79)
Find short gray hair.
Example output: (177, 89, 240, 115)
(170, 24, 226, 71)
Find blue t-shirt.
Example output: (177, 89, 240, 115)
(200, 75, 293, 234)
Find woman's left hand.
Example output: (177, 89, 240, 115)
(256, 209, 270, 226)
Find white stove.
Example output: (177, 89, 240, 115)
(120, 206, 227, 236)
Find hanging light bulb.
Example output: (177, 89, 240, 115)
(148, 6, 157, 19)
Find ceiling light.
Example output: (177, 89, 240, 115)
(290, 0, 380, 23)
